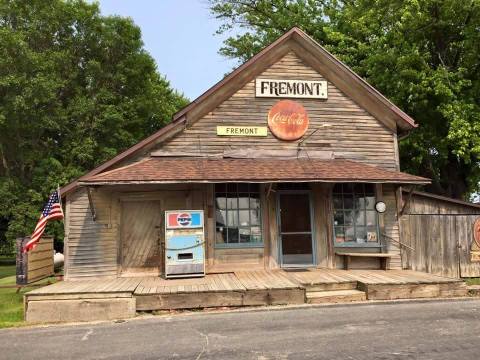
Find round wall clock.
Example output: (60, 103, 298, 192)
(267, 100, 309, 141)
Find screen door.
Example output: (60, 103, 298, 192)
(278, 192, 314, 266)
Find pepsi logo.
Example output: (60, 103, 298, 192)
(177, 213, 192, 226)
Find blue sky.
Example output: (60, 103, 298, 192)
(95, 0, 239, 100)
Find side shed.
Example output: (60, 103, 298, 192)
(400, 190, 480, 278)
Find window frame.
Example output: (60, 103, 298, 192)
(214, 183, 264, 249)
(332, 183, 381, 248)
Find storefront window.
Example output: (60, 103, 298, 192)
(215, 184, 263, 247)
(332, 184, 379, 246)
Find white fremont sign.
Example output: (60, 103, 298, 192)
(255, 78, 328, 99)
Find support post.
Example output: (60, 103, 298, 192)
(86, 187, 97, 221)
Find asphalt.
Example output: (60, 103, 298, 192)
(1, 299, 480, 360)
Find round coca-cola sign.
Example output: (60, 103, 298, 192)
(474, 217, 480, 248)
(267, 100, 309, 141)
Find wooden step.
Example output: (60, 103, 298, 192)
(358, 280, 468, 300)
(305, 281, 357, 292)
(306, 289, 366, 304)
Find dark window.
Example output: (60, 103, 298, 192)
(215, 184, 262, 246)
(332, 184, 379, 246)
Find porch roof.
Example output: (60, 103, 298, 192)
(78, 157, 430, 185)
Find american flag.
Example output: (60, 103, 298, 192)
(23, 189, 64, 253)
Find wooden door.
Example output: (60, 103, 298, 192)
(120, 201, 162, 275)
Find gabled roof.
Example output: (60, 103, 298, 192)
(61, 27, 418, 196)
(79, 158, 430, 185)
(402, 189, 480, 210)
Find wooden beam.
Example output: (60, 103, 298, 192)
(86, 187, 97, 222)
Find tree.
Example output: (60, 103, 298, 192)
(209, 0, 480, 200)
(0, 0, 188, 254)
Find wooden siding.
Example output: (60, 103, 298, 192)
(400, 193, 480, 278)
(156, 52, 398, 170)
(383, 184, 402, 269)
(65, 188, 118, 279)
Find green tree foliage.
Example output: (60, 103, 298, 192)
(210, 0, 480, 200)
(0, 0, 188, 254)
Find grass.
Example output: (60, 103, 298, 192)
(465, 278, 480, 286)
(0, 262, 56, 329)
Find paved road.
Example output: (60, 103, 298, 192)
(1, 299, 480, 359)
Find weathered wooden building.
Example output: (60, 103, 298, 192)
(60, 27, 431, 280)
(400, 190, 480, 278)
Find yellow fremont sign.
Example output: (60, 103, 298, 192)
(216, 126, 268, 136)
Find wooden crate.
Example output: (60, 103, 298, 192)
(16, 237, 54, 285)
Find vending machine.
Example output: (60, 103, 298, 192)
(164, 210, 205, 278)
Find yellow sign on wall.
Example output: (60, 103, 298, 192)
(216, 126, 268, 137)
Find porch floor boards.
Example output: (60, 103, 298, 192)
(26, 269, 466, 321)
(27, 269, 461, 297)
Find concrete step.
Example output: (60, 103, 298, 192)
(305, 281, 357, 292)
(306, 289, 366, 304)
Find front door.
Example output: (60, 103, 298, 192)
(120, 200, 162, 275)
(278, 191, 315, 267)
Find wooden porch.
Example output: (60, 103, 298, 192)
(25, 269, 467, 323)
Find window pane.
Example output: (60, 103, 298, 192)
(344, 184, 354, 193)
(367, 226, 378, 242)
(333, 184, 343, 194)
(216, 227, 226, 244)
(334, 211, 344, 226)
(215, 194, 227, 209)
(355, 226, 367, 243)
(239, 210, 250, 226)
(250, 209, 261, 225)
(227, 210, 238, 226)
(365, 196, 375, 209)
(250, 194, 260, 209)
(354, 183, 364, 194)
(365, 184, 375, 195)
(366, 211, 376, 226)
(343, 194, 354, 209)
(238, 194, 249, 208)
(354, 197, 365, 209)
(238, 183, 249, 192)
(345, 226, 354, 241)
(333, 195, 343, 209)
(344, 210, 354, 225)
(226, 196, 238, 209)
(227, 228, 239, 243)
(335, 227, 345, 243)
(239, 228, 250, 243)
(355, 210, 365, 226)
(251, 226, 261, 235)
(227, 183, 237, 192)
(249, 184, 260, 192)
(216, 209, 226, 226)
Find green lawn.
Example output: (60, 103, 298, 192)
(465, 278, 480, 286)
(0, 263, 56, 328)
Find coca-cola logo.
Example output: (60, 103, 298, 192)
(267, 100, 309, 141)
(474, 218, 480, 248)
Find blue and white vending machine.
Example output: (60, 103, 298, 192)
(164, 210, 205, 278)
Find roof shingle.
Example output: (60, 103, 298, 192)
(80, 158, 430, 185)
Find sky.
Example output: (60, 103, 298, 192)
(95, 0, 239, 100)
